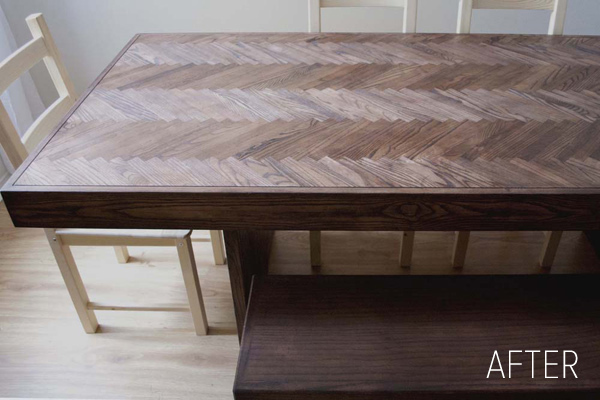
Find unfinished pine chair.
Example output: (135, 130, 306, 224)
(0, 14, 226, 335)
(454, 0, 568, 269)
(309, 0, 418, 33)
(457, 0, 567, 35)
(307, 0, 418, 269)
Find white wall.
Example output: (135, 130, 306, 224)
(1, 0, 600, 106)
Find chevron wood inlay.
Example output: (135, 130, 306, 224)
(120, 38, 600, 67)
(69, 87, 600, 124)
(10, 33, 600, 190)
(4, 33, 600, 231)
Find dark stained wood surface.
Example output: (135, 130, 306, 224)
(223, 230, 274, 339)
(3, 190, 600, 231)
(3, 33, 600, 229)
(235, 275, 600, 400)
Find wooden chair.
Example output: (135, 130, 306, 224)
(457, 0, 567, 35)
(309, 0, 418, 33)
(0, 14, 226, 335)
(454, 0, 568, 269)
(307, 0, 418, 269)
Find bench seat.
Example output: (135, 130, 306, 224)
(234, 275, 600, 400)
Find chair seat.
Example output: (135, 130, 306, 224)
(53, 228, 192, 246)
(235, 275, 600, 400)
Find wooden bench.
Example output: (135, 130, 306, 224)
(234, 275, 600, 400)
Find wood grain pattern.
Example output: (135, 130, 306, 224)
(4, 189, 600, 231)
(4, 33, 600, 230)
(235, 275, 600, 400)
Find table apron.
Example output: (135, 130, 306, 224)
(3, 190, 600, 231)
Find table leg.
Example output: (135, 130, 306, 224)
(224, 230, 274, 340)
(584, 231, 600, 260)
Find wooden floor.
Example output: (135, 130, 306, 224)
(0, 202, 598, 399)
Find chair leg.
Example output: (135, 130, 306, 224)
(44, 229, 98, 333)
(310, 231, 321, 267)
(176, 236, 208, 335)
(540, 231, 563, 268)
(113, 246, 130, 263)
(452, 231, 470, 269)
(209, 230, 226, 265)
(399, 231, 415, 268)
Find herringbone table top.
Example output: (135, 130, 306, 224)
(13, 33, 600, 189)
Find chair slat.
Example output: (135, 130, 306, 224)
(310, 0, 416, 33)
(22, 95, 73, 152)
(473, 0, 554, 10)
(0, 14, 77, 171)
(459, 0, 566, 34)
(26, 13, 77, 100)
(0, 36, 47, 95)
(321, 0, 406, 8)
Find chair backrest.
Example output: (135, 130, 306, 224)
(308, 0, 418, 33)
(457, 0, 567, 35)
(0, 13, 77, 170)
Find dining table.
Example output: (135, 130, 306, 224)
(3, 32, 600, 338)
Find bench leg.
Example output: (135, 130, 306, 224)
(209, 230, 226, 265)
(224, 230, 274, 341)
(539, 231, 563, 268)
(176, 236, 208, 336)
(452, 231, 470, 269)
(44, 229, 98, 333)
(113, 246, 130, 263)
(310, 231, 321, 267)
(399, 231, 415, 268)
